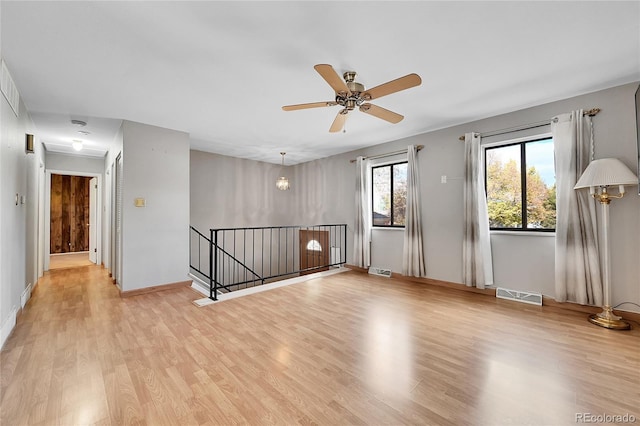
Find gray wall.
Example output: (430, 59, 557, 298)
(463, 82, 639, 309)
(341, 82, 640, 311)
(121, 121, 190, 291)
(45, 151, 105, 175)
(190, 151, 296, 232)
(190, 82, 640, 313)
(1, 81, 43, 346)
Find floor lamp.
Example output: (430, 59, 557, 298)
(574, 158, 638, 330)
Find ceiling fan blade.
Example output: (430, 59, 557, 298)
(314, 64, 351, 96)
(359, 104, 404, 124)
(282, 101, 337, 111)
(362, 73, 421, 101)
(329, 110, 349, 133)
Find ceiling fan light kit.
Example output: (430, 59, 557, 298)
(282, 64, 421, 133)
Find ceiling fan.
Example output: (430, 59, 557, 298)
(282, 64, 422, 133)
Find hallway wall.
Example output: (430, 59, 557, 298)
(0, 63, 43, 348)
(119, 120, 190, 292)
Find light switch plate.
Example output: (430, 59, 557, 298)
(134, 198, 146, 207)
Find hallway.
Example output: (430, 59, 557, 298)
(49, 252, 94, 270)
(0, 266, 203, 425)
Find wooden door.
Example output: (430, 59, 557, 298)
(299, 229, 329, 275)
(50, 174, 91, 253)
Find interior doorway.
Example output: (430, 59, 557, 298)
(299, 229, 329, 275)
(44, 170, 102, 271)
(49, 252, 94, 270)
(50, 174, 92, 254)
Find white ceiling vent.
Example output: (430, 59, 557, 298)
(496, 287, 542, 306)
(1, 60, 20, 117)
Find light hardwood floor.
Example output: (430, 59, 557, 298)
(49, 252, 94, 270)
(1, 266, 639, 425)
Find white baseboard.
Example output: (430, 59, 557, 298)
(192, 266, 350, 307)
(1, 307, 18, 350)
(21, 283, 32, 309)
(188, 273, 209, 296)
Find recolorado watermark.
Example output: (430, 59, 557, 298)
(576, 413, 637, 423)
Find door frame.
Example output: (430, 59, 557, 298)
(44, 169, 103, 271)
(112, 154, 123, 287)
(37, 160, 46, 278)
(89, 177, 98, 263)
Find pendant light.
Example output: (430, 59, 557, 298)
(276, 152, 290, 191)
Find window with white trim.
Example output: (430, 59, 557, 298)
(484, 137, 556, 231)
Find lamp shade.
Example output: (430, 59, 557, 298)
(574, 158, 638, 189)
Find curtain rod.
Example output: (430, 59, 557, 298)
(457, 108, 601, 141)
(349, 145, 423, 163)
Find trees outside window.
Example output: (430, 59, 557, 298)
(485, 137, 556, 230)
(372, 162, 407, 227)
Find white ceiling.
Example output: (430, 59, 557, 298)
(2, 1, 639, 165)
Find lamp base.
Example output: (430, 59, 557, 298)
(588, 306, 631, 330)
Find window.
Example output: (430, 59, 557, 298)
(306, 240, 322, 251)
(372, 162, 407, 227)
(485, 137, 556, 231)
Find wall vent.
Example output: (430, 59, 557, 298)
(368, 266, 392, 278)
(1, 60, 20, 117)
(496, 287, 542, 306)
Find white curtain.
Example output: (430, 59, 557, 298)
(552, 111, 602, 305)
(353, 156, 371, 268)
(403, 145, 426, 277)
(462, 132, 494, 288)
